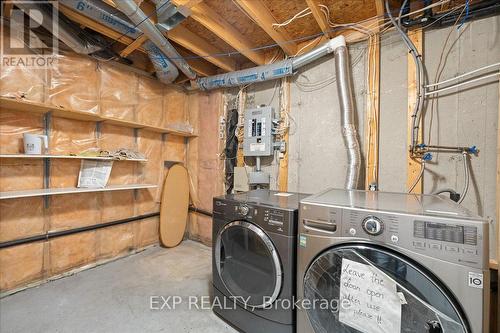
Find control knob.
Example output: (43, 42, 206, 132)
(238, 205, 249, 216)
(362, 216, 384, 236)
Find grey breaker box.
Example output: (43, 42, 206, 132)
(243, 106, 274, 157)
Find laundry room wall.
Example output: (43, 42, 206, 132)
(0, 44, 195, 293)
(222, 16, 500, 259)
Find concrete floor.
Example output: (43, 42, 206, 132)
(0, 241, 237, 333)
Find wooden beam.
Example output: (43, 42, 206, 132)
(183, 0, 204, 9)
(172, 1, 265, 65)
(295, 15, 380, 51)
(364, 0, 384, 190)
(295, 36, 325, 56)
(233, 0, 297, 56)
(278, 77, 290, 191)
(364, 35, 380, 189)
(176, 47, 218, 77)
(119, 34, 148, 58)
(168, 25, 236, 72)
(374, 0, 385, 26)
(59, 5, 135, 45)
(407, 29, 423, 193)
(3, 2, 14, 18)
(305, 0, 331, 37)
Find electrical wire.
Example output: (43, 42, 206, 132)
(385, 0, 426, 151)
(140, 0, 464, 62)
(318, 4, 373, 37)
(272, 7, 312, 28)
(408, 161, 426, 193)
(425, 4, 467, 146)
(293, 47, 366, 92)
(426, 62, 500, 87)
(458, 152, 470, 204)
(424, 72, 500, 96)
(294, 37, 321, 57)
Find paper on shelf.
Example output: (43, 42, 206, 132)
(77, 160, 113, 188)
(339, 258, 402, 333)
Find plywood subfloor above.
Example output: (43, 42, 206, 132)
(267, 0, 322, 40)
(203, 0, 276, 48)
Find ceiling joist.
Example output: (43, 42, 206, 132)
(172, 1, 265, 65)
(233, 0, 298, 56)
(305, 0, 332, 38)
(168, 25, 236, 72)
(119, 34, 148, 58)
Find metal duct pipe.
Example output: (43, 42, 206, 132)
(59, 0, 178, 83)
(15, 2, 102, 55)
(334, 45, 361, 189)
(197, 36, 347, 91)
(114, 0, 197, 80)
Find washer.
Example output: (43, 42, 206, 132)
(213, 189, 307, 333)
(297, 188, 489, 333)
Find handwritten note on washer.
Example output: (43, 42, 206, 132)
(339, 258, 402, 333)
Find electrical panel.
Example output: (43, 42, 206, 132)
(243, 106, 274, 157)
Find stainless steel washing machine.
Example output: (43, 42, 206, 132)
(213, 189, 308, 333)
(297, 188, 489, 333)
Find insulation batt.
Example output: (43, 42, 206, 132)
(48, 53, 100, 113)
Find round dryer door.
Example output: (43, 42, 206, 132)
(215, 221, 282, 308)
(303, 244, 469, 333)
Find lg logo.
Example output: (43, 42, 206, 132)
(468, 272, 483, 289)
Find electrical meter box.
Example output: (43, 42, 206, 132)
(243, 106, 274, 157)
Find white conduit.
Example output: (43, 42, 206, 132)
(198, 35, 361, 189)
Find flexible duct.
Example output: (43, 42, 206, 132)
(15, 2, 102, 55)
(334, 45, 361, 189)
(113, 0, 197, 80)
(197, 36, 347, 90)
(59, 0, 178, 83)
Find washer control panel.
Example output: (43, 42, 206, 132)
(362, 216, 384, 236)
(341, 208, 486, 269)
(343, 209, 400, 243)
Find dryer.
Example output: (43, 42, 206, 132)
(297, 188, 489, 333)
(213, 189, 308, 333)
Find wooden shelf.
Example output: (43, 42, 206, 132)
(0, 184, 157, 200)
(490, 259, 498, 270)
(0, 154, 147, 162)
(0, 97, 197, 137)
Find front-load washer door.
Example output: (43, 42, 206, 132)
(215, 221, 282, 309)
(303, 244, 469, 333)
